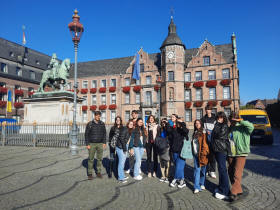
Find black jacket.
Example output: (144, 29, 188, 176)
(167, 122, 189, 153)
(116, 127, 130, 152)
(85, 120, 106, 145)
(211, 122, 230, 154)
(202, 114, 216, 131)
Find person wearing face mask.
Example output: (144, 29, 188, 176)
(211, 112, 230, 200)
(129, 118, 147, 181)
(227, 111, 254, 201)
(168, 114, 189, 189)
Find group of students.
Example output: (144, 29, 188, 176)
(85, 106, 254, 202)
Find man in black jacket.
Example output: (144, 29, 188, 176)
(202, 105, 217, 179)
(85, 111, 106, 180)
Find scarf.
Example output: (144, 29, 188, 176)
(148, 123, 158, 140)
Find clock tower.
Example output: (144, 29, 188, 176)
(160, 17, 186, 118)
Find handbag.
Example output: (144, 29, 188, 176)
(192, 138, 199, 156)
(180, 138, 193, 159)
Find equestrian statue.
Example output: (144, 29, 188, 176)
(38, 53, 71, 92)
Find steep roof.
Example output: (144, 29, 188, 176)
(0, 37, 53, 70)
(69, 44, 234, 78)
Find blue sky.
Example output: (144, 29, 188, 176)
(1, 0, 279, 103)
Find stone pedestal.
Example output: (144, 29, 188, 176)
(23, 91, 83, 124)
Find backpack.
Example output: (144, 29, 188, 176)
(155, 136, 169, 155)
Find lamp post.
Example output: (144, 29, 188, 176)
(156, 75, 162, 121)
(68, 9, 84, 155)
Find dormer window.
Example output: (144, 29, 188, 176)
(0, 63, 8, 73)
(10, 52, 14, 57)
(203, 56, 210, 66)
(36, 60, 40, 65)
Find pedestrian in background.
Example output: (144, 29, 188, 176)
(192, 119, 209, 194)
(108, 116, 123, 178)
(129, 118, 147, 180)
(228, 111, 254, 201)
(202, 105, 217, 179)
(85, 111, 106, 180)
(211, 111, 230, 200)
(168, 114, 189, 188)
(146, 115, 160, 178)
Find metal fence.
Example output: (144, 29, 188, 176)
(0, 123, 193, 148)
(0, 123, 113, 148)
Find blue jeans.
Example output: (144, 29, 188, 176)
(215, 152, 230, 196)
(134, 147, 144, 177)
(173, 152, 185, 179)
(193, 156, 207, 190)
(116, 147, 126, 180)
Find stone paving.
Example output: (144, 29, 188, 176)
(0, 130, 279, 210)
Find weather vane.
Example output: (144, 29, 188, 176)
(170, 6, 174, 19)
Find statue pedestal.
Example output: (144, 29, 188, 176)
(23, 91, 84, 124)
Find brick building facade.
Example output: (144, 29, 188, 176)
(0, 38, 52, 121)
(70, 18, 240, 127)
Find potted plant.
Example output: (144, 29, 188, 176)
(99, 105, 107, 110)
(206, 80, 217, 88)
(122, 86, 130, 93)
(90, 88, 97, 94)
(99, 87, 106, 93)
(194, 101, 203, 107)
(184, 82, 191, 88)
(220, 79, 231, 86)
(90, 105, 97, 111)
(133, 85, 142, 92)
(154, 85, 160, 92)
(109, 87, 116, 92)
(14, 102, 24, 109)
(109, 104, 117, 110)
(82, 105, 88, 111)
(185, 102, 192, 109)
(221, 100, 232, 107)
(193, 81, 204, 88)
(207, 100, 217, 107)
(81, 88, 88, 94)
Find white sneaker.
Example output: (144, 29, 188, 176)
(148, 173, 152, 178)
(178, 179, 186, 188)
(201, 185, 205, 190)
(119, 180, 128, 184)
(194, 189, 200, 194)
(125, 169, 130, 174)
(215, 192, 229, 200)
(124, 176, 129, 180)
(170, 179, 177, 187)
(164, 178, 169, 183)
(159, 177, 165, 182)
(134, 175, 143, 181)
(210, 172, 217, 179)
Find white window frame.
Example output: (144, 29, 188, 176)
(92, 95, 96, 105)
(223, 86, 231, 99)
(110, 79, 116, 87)
(185, 89, 191, 101)
(208, 70, 216, 80)
(101, 95, 106, 105)
(0, 63, 8, 73)
(146, 91, 152, 106)
(185, 109, 192, 122)
(184, 72, 191, 82)
(92, 80, 97, 88)
(125, 93, 130, 104)
(82, 96, 88, 105)
(146, 76, 152, 85)
(196, 109, 203, 120)
(135, 92, 140, 104)
(196, 89, 202, 101)
(203, 56, 210, 66)
(101, 111, 106, 122)
(222, 69, 230, 79)
(125, 111, 130, 122)
(195, 71, 202, 81)
(168, 71, 174, 81)
(82, 80, 88, 88)
(16, 67, 22, 76)
(209, 88, 216, 100)
(111, 111, 116, 123)
(101, 79, 106, 88)
(125, 78, 130, 86)
(111, 94, 116, 104)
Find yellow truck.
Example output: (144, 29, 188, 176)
(239, 109, 273, 145)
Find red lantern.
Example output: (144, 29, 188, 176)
(90, 88, 97, 94)
(99, 105, 107, 110)
(154, 85, 160, 92)
(206, 80, 217, 88)
(220, 79, 231, 86)
(99, 87, 106, 93)
(0, 101, 7, 108)
(109, 104, 117, 110)
(207, 100, 217, 107)
(194, 101, 203, 107)
(68, 10, 84, 44)
(90, 105, 97, 111)
(82, 105, 88, 111)
(193, 81, 204, 88)
(133, 86, 142, 92)
(14, 102, 24, 109)
(185, 102, 192, 109)
(81, 88, 88, 94)
(221, 100, 232, 107)
(184, 82, 191, 88)
(109, 87, 116, 92)
(122, 86, 130, 93)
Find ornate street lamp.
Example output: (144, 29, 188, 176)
(68, 9, 84, 155)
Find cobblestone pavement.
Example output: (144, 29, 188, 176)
(0, 131, 279, 210)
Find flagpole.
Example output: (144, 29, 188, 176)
(22, 25, 26, 46)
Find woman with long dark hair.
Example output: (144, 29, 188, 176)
(129, 118, 147, 181)
(192, 119, 209, 193)
(115, 118, 132, 183)
(146, 115, 160, 177)
(108, 116, 123, 178)
(125, 120, 135, 174)
(211, 111, 230, 200)
(168, 114, 189, 188)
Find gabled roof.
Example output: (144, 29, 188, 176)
(0, 37, 53, 70)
